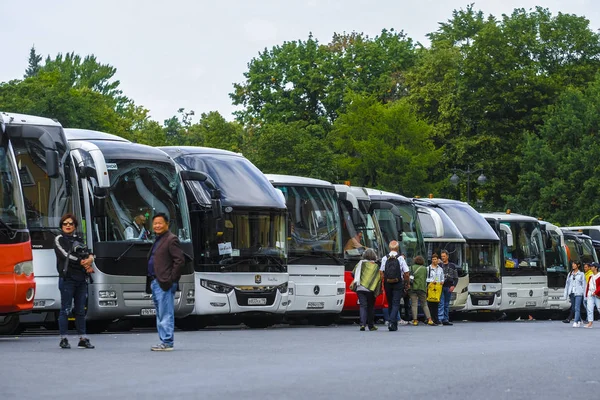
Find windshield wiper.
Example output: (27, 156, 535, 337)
(0, 218, 17, 239)
(114, 241, 152, 262)
(252, 254, 286, 272)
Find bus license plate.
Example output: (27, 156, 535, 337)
(525, 301, 536, 307)
(248, 298, 267, 305)
(477, 300, 489, 306)
(307, 302, 325, 309)
(140, 308, 156, 316)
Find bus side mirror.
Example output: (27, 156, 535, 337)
(395, 215, 404, 240)
(351, 209, 362, 227)
(45, 149, 60, 178)
(93, 197, 107, 217)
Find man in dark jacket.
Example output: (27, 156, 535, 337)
(439, 249, 459, 326)
(148, 213, 184, 351)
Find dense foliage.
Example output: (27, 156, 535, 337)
(1, 5, 599, 224)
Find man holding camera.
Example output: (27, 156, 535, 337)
(147, 213, 184, 351)
(54, 213, 95, 349)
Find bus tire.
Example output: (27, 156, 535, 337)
(244, 317, 274, 329)
(86, 320, 110, 334)
(0, 315, 21, 335)
(312, 314, 337, 326)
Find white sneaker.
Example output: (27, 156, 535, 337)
(399, 319, 409, 326)
(573, 322, 580, 328)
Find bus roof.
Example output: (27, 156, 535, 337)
(265, 174, 333, 189)
(333, 184, 369, 201)
(0, 111, 62, 127)
(160, 146, 242, 158)
(480, 212, 540, 223)
(365, 188, 411, 204)
(64, 128, 130, 143)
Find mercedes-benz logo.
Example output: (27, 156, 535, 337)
(313, 285, 320, 295)
(529, 290, 533, 297)
(482, 284, 487, 291)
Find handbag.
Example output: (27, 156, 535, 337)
(427, 282, 442, 302)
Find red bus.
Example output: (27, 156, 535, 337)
(0, 112, 35, 334)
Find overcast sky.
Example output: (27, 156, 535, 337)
(1, 0, 598, 124)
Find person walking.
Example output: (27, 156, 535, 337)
(426, 253, 444, 326)
(148, 213, 185, 350)
(563, 261, 585, 328)
(439, 249, 458, 326)
(584, 263, 600, 328)
(350, 248, 382, 331)
(408, 255, 435, 326)
(380, 241, 410, 331)
(54, 213, 95, 349)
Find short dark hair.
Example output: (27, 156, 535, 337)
(152, 213, 169, 224)
(414, 255, 425, 265)
(441, 249, 449, 256)
(431, 253, 439, 259)
(59, 213, 78, 229)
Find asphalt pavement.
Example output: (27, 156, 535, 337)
(1, 320, 599, 400)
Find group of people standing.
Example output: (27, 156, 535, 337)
(54, 212, 184, 351)
(563, 261, 600, 328)
(351, 241, 459, 331)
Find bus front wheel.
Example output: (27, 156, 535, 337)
(0, 315, 21, 335)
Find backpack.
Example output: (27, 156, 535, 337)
(384, 255, 402, 283)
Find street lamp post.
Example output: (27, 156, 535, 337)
(450, 166, 487, 204)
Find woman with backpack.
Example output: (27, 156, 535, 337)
(350, 248, 382, 331)
(408, 255, 435, 326)
(426, 253, 444, 326)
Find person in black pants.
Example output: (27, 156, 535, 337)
(54, 213, 95, 349)
(380, 241, 410, 331)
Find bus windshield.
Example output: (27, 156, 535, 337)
(340, 201, 382, 264)
(276, 185, 342, 262)
(198, 209, 287, 273)
(376, 202, 424, 265)
(0, 136, 27, 233)
(466, 242, 501, 283)
(94, 159, 191, 243)
(500, 221, 546, 275)
(10, 129, 71, 233)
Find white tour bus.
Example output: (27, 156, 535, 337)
(161, 147, 289, 329)
(266, 174, 345, 325)
(481, 212, 548, 313)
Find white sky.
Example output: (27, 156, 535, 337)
(1, 0, 598, 123)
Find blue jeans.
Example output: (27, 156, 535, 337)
(384, 282, 403, 324)
(586, 296, 600, 323)
(572, 295, 583, 323)
(151, 279, 177, 346)
(58, 277, 88, 336)
(438, 286, 452, 323)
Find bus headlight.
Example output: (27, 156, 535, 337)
(201, 279, 233, 294)
(14, 261, 34, 277)
(337, 287, 345, 295)
(277, 283, 288, 294)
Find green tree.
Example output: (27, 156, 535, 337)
(407, 5, 600, 208)
(231, 30, 417, 129)
(511, 75, 600, 224)
(24, 46, 42, 78)
(329, 93, 442, 196)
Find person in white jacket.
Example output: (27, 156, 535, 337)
(584, 263, 600, 328)
(426, 253, 445, 325)
(563, 261, 585, 327)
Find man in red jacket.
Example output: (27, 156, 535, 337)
(148, 213, 184, 350)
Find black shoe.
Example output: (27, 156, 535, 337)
(359, 326, 365, 331)
(368, 325, 378, 331)
(442, 321, 453, 326)
(78, 338, 95, 349)
(59, 338, 70, 349)
(562, 319, 571, 324)
(388, 322, 398, 331)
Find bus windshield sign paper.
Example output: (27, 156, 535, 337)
(218, 242, 233, 255)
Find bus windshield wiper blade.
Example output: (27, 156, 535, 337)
(0, 218, 17, 239)
(253, 254, 286, 271)
(114, 242, 137, 262)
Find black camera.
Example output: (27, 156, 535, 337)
(72, 243, 91, 260)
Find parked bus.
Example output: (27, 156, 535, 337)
(64, 129, 195, 331)
(5, 113, 67, 331)
(481, 212, 548, 313)
(364, 189, 426, 265)
(419, 199, 501, 312)
(414, 201, 467, 311)
(266, 174, 345, 326)
(0, 112, 36, 334)
(161, 147, 289, 329)
(334, 184, 386, 317)
(563, 226, 600, 242)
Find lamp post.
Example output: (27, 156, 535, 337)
(450, 166, 487, 204)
